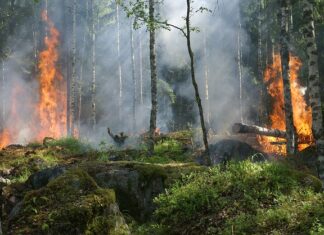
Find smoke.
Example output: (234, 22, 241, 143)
(0, 0, 250, 146)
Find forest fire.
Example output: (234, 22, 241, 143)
(258, 53, 314, 154)
(37, 11, 66, 140)
(0, 11, 66, 148)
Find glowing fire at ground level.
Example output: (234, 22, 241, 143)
(258, 53, 314, 155)
(0, 12, 66, 148)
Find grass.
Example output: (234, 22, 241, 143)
(148, 161, 324, 235)
(46, 137, 92, 155)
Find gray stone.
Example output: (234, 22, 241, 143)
(26, 166, 67, 189)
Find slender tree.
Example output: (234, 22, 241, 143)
(237, 19, 244, 123)
(302, 0, 324, 187)
(90, 0, 96, 130)
(70, 0, 77, 136)
(139, 33, 144, 105)
(130, 20, 137, 132)
(280, 0, 297, 154)
(185, 0, 210, 162)
(148, 0, 158, 154)
(77, 0, 89, 130)
(203, 30, 211, 128)
(116, 3, 123, 122)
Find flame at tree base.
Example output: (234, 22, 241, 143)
(0, 11, 66, 148)
(258, 53, 314, 155)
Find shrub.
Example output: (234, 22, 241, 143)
(153, 161, 323, 235)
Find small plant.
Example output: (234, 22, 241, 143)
(47, 137, 92, 155)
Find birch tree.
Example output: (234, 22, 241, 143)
(302, 0, 324, 187)
(70, 0, 77, 136)
(280, 0, 297, 154)
(90, 0, 97, 130)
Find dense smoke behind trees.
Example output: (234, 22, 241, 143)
(0, 0, 323, 145)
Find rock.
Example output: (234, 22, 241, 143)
(26, 166, 67, 189)
(208, 139, 266, 165)
(82, 162, 204, 222)
(0, 177, 10, 185)
(9, 169, 130, 235)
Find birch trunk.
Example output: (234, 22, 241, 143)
(185, 0, 210, 163)
(130, 21, 137, 132)
(70, 0, 77, 136)
(116, 4, 123, 121)
(90, 0, 96, 130)
(257, 0, 264, 125)
(1, 60, 5, 125)
(77, 0, 89, 130)
(148, 0, 158, 154)
(280, 0, 297, 155)
(302, 0, 324, 187)
(203, 31, 211, 128)
(139, 34, 144, 105)
(237, 21, 243, 123)
(64, 0, 71, 135)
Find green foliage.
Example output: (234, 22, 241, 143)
(152, 161, 324, 235)
(10, 169, 129, 234)
(47, 137, 92, 155)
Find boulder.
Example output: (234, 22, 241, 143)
(9, 169, 130, 235)
(208, 139, 266, 165)
(26, 166, 67, 189)
(82, 162, 204, 222)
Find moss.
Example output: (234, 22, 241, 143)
(9, 169, 129, 235)
(153, 161, 324, 235)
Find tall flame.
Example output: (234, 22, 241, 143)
(37, 11, 67, 139)
(259, 53, 313, 154)
(0, 11, 66, 148)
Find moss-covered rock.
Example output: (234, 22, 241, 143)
(81, 161, 205, 222)
(8, 169, 130, 235)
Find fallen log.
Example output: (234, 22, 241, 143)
(232, 123, 286, 138)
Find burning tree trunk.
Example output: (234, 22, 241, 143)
(70, 0, 77, 135)
(232, 123, 286, 138)
(185, 0, 210, 162)
(148, 0, 158, 155)
(90, 0, 96, 130)
(280, 0, 297, 155)
(130, 20, 137, 132)
(302, 0, 324, 187)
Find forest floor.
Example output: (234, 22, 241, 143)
(1, 131, 324, 234)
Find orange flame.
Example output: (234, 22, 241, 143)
(37, 11, 67, 139)
(258, 53, 313, 154)
(0, 11, 66, 148)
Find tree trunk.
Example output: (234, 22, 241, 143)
(1, 60, 5, 126)
(64, 0, 71, 136)
(116, 4, 123, 122)
(232, 123, 286, 138)
(185, 0, 210, 163)
(302, 0, 324, 187)
(237, 20, 244, 123)
(280, 0, 297, 155)
(139, 34, 144, 105)
(90, 0, 96, 130)
(32, 4, 39, 75)
(257, 0, 264, 125)
(77, 0, 89, 130)
(148, 0, 158, 155)
(130, 20, 137, 132)
(70, 0, 77, 136)
(203, 30, 211, 128)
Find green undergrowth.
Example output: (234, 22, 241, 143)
(137, 161, 324, 235)
(9, 169, 129, 235)
(46, 137, 93, 155)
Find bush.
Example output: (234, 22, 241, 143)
(47, 137, 92, 155)
(153, 161, 324, 235)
